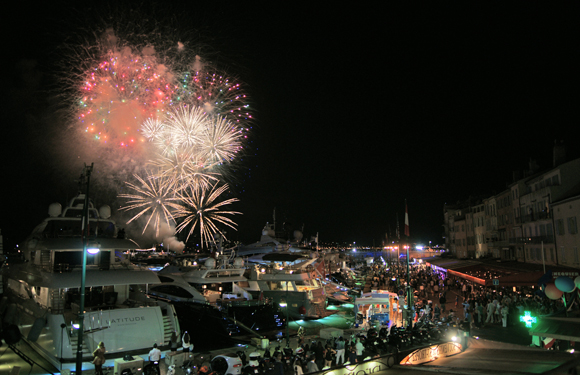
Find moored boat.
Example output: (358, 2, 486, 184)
(0, 194, 180, 372)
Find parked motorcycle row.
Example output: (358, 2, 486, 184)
(176, 317, 463, 375)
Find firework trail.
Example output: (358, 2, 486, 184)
(173, 183, 240, 247)
(118, 171, 182, 238)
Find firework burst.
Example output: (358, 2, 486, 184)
(78, 47, 176, 148)
(118, 171, 181, 237)
(173, 183, 240, 247)
(175, 62, 252, 125)
(147, 151, 220, 192)
(199, 116, 244, 167)
(64, 20, 251, 245)
(153, 105, 209, 155)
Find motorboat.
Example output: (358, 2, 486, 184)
(0, 194, 180, 372)
(240, 253, 333, 319)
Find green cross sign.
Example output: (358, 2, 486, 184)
(519, 311, 537, 328)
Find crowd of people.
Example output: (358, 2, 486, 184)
(363, 259, 567, 329)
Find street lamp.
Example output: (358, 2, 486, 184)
(280, 281, 290, 347)
(76, 163, 94, 375)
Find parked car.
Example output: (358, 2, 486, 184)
(211, 353, 243, 375)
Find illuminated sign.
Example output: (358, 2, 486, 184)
(400, 342, 462, 365)
(519, 311, 537, 328)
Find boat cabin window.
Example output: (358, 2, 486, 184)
(158, 276, 175, 283)
(42, 220, 116, 238)
(150, 285, 194, 299)
(54, 250, 110, 270)
(190, 283, 233, 294)
(64, 207, 99, 219)
(66, 286, 117, 308)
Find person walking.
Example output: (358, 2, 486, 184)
(92, 341, 106, 375)
(149, 343, 162, 375)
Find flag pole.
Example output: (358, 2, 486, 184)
(405, 200, 413, 328)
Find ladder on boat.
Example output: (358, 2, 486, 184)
(163, 315, 173, 346)
(50, 289, 65, 314)
(68, 330, 91, 356)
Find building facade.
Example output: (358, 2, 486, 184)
(441, 144, 580, 269)
(553, 194, 580, 268)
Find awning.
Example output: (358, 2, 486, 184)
(425, 258, 482, 270)
(354, 291, 398, 306)
(528, 317, 580, 341)
(425, 258, 487, 285)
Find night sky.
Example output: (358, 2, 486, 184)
(2, 2, 578, 251)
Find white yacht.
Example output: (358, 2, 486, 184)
(236, 222, 311, 257)
(152, 257, 285, 334)
(0, 194, 180, 372)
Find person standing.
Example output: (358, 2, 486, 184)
(149, 343, 162, 375)
(355, 338, 365, 363)
(170, 331, 178, 353)
(439, 293, 447, 313)
(485, 301, 495, 325)
(306, 356, 319, 373)
(501, 304, 509, 328)
(434, 304, 441, 321)
(476, 302, 483, 327)
(348, 345, 357, 365)
(274, 355, 285, 375)
(182, 331, 193, 352)
(335, 337, 345, 366)
(314, 341, 324, 370)
(92, 341, 106, 375)
(324, 344, 335, 369)
(495, 303, 502, 324)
